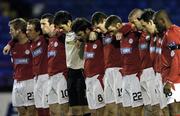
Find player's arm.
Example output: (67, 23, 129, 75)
(3, 39, 16, 55)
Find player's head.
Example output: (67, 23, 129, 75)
(8, 18, 27, 40)
(26, 18, 42, 41)
(91, 11, 107, 33)
(40, 13, 54, 34)
(72, 18, 92, 41)
(105, 15, 122, 34)
(54, 10, 72, 32)
(128, 8, 143, 30)
(153, 10, 171, 34)
(140, 8, 156, 34)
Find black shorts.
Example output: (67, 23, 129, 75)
(67, 68, 88, 106)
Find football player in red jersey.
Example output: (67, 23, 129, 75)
(40, 13, 69, 116)
(26, 18, 50, 116)
(154, 10, 180, 116)
(3, 18, 37, 116)
(104, 15, 125, 116)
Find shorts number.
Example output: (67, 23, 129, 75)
(132, 92, 142, 101)
(61, 89, 68, 98)
(165, 92, 172, 97)
(97, 94, 103, 102)
(117, 88, 122, 97)
(27, 92, 34, 100)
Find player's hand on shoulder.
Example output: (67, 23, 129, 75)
(3, 44, 11, 55)
(116, 32, 123, 40)
(89, 31, 98, 41)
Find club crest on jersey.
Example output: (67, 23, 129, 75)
(120, 48, 132, 54)
(128, 38, 133, 44)
(84, 52, 95, 59)
(32, 47, 42, 57)
(145, 35, 150, 40)
(37, 42, 41, 46)
(14, 58, 29, 64)
(93, 44, 97, 49)
(170, 50, 175, 57)
(103, 37, 112, 45)
(54, 41, 58, 47)
(25, 50, 30, 55)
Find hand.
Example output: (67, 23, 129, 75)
(163, 82, 173, 94)
(116, 32, 122, 40)
(89, 31, 97, 41)
(3, 44, 11, 55)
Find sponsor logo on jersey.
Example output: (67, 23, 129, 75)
(84, 52, 95, 59)
(145, 35, 150, 40)
(155, 47, 162, 54)
(14, 58, 29, 64)
(103, 37, 112, 45)
(54, 41, 58, 47)
(32, 47, 42, 57)
(120, 48, 132, 54)
(150, 47, 156, 53)
(48, 50, 57, 58)
(139, 43, 148, 50)
(170, 50, 175, 57)
(37, 42, 41, 46)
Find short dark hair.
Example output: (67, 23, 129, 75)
(41, 13, 54, 24)
(54, 10, 72, 25)
(91, 12, 107, 25)
(9, 18, 27, 33)
(28, 18, 42, 34)
(140, 8, 155, 22)
(72, 18, 92, 33)
(105, 15, 122, 29)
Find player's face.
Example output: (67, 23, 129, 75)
(154, 18, 166, 34)
(9, 26, 19, 40)
(26, 24, 39, 41)
(129, 11, 143, 30)
(94, 19, 107, 33)
(141, 20, 156, 34)
(76, 30, 89, 41)
(40, 18, 52, 34)
(107, 24, 118, 34)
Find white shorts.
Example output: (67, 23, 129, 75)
(122, 73, 143, 107)
(47, 72, 69, 105)
(155, 73, 167, 109)
(166, 83, 180, 104)
(104, 67, 123, 104)
(34, 74, 49, 108)
(140, 68, 159, 106)
(86, 74, 105, 109)
(12, 79, 35, 107)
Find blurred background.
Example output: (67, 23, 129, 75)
(0, 0, 179, 115)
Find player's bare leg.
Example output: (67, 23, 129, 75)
(131, 106, 143, 116)
(169, 102, 180, 116)
(104, 102, 118, 116)
(144, 104, 161, 116)
(26, 105, 38, 116)
(161, 106, 170, 116)
(68, 106, 83, 116)
(16, 106, 27, 116)
(94, 107, 105, 116)
(123, 106, 132, 116)
(117, 103, 125, 116)
(49, 103, 69, 116)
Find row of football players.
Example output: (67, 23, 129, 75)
(3, 8, 180, 116)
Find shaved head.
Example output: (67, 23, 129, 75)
(128, 8, 143, 22)
(154, 10, 171, 33)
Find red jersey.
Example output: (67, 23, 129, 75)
(139, 32, 152, 69)
(119, 24, 141, 75)
(31, 35, 48, 76)
(11, 41, 33, 81)
(161, 25, 180, 84)
(84, 39, 104, 77)
(48, 34, 67, 76)
(102, 34, 122, 68)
